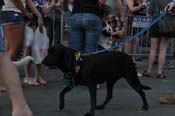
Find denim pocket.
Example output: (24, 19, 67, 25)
(83, 15, 102, 30)
(69, 14, 82, 29)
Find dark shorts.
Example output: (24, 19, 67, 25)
(149, 24, 159, 38)
(150, 23, 168, 38)
(0, 11, 24, 26)
(0, 10, 6, 52)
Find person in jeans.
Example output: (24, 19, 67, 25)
(68, 0, 102, 53)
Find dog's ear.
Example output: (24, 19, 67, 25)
(48, 44, 63, 52)
(43, 45, 65, 67)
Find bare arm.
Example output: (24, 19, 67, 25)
(55, 0, 63, 7)
(43, 0, 56, 14)
(11, 0, 26, 13)
(25, 0, 41, 17)
(12, 0, 31, 19)
(26, 0, 43, 32)
(116, 0, 124, 18)
(126, 0, 147, 13)
(165, 1, 175, 11)
(115, 0, 124, 22)
(111, 31, 123, 37)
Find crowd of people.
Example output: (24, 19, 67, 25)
(1, 0, 175, 115)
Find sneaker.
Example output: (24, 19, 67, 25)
(163, 64, 174, 69)
(159, 95, 175, 104)
(142, 70, 151, 77)
(137, 73, 142, 77)
(156, 73, 167, 79)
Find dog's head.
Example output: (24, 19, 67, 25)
(43, 44, 76, 72)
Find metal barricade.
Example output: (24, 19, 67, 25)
(123, 15, 152, 56)
(50, 5, 70, 46)
(123, 14, 175, 57)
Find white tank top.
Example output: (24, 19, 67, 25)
(2, 0, 25, 13)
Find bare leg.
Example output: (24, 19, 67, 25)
(3, 24, 24, 61)
(158, 37, 169, 74)
(23, 48, 39, 86)
(35, 64, 47, 84)
(124, 36, 131, 54)
(0, 53, 33, 116)
(131, 38, 139, 62)
(146, 38, 159, 73)
(24, 48, 33, 78)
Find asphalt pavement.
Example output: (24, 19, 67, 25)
(0, 59, 175, 116)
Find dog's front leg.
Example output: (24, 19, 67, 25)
(84, 84, 97, 116)
(59, 86, 72, 110)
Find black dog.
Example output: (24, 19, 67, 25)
(43, 44, 151, 116)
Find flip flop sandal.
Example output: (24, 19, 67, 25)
(24, 78, 40, 86)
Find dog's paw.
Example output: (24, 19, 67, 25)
(83, 113, 93, 116)
(95, 105, 105, 110)
(59, 105, 64, 111)
(137, 106, 148, 113)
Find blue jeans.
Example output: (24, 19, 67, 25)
(0, 26, 5, 52)
(0, 8, 6, 52)
(68, 13, 102, 53)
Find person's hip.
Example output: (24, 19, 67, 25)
(0, 11, 24, 26)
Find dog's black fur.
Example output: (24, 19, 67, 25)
(43, 44, 151, 116)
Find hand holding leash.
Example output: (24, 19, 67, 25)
(164, 2, 175, 11)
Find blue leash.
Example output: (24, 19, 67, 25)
(91, 12, 167, 55)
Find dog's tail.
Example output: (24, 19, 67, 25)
(141, 85, 152, 90)
(13, 56, 35, 68)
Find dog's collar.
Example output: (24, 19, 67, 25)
(64, 52, 83, 88)
(74, 51, 82, 73)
